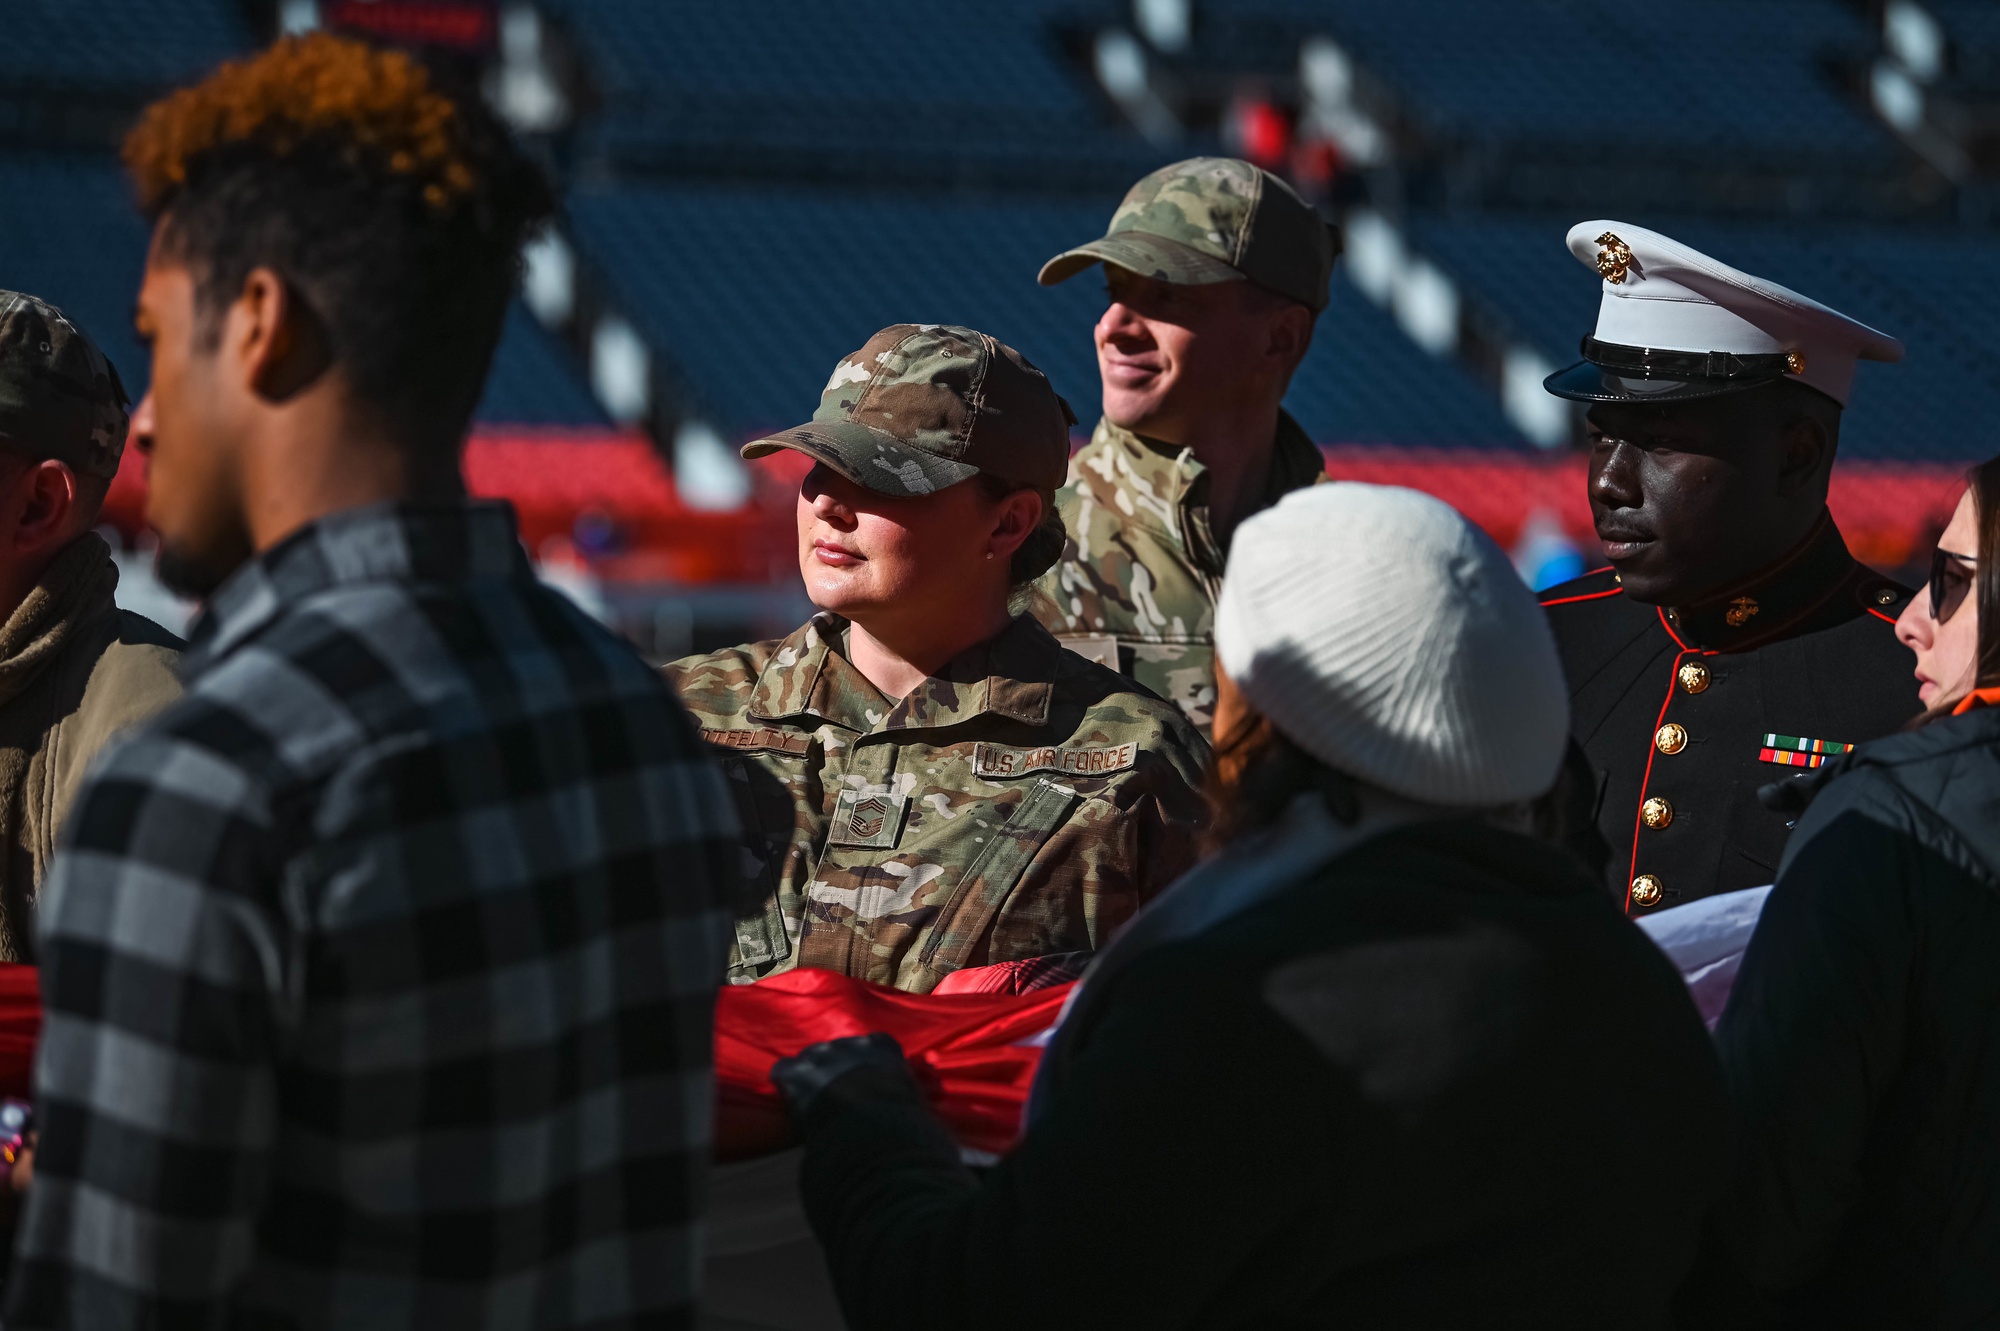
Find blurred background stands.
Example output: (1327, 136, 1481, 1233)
(0, 0, 1985, 647)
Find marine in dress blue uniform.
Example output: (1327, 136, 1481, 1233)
(1537, 222, 1921, 912)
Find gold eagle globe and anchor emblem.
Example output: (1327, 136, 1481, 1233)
(1726, 596, 1761, 628)
(1594, 232, 1635, 284)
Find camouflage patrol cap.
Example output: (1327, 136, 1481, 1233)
(0, 291, 130, 482)
(743, 324, 1075, 498)
(1039, 156, 1338, 312)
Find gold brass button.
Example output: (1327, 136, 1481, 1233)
(1655, 723, 1688, 755)
(1641, 796, 1674, 829)
(1630, 875, 1665, 909)
(1678, 662, 1710, 694)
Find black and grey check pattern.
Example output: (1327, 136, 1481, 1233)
(6, 502, 737, 1329)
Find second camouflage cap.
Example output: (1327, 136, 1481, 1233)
(0, 291, 129, 482)
(1039, 157, 1339, 313)
(743, 324, 1074, 498)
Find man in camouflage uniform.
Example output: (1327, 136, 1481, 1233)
(665, 324, 1208, 994)
(1031, 157, 1339, 740)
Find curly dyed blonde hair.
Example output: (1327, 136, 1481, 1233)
(124, 32, 551, 450)
(126, 33, 479, 219)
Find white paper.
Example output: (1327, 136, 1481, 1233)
(1634, 884, 1774, 1028)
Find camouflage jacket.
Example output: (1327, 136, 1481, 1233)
(1029, 411, 1326, 739)
(664, 612, 1209, 993)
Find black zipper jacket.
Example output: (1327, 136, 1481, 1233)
(1688, 704, 2000, 1328)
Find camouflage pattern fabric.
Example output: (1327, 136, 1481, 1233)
(741, 323, 1071, 498)
(0, 291, 129, 481)
(1028, 412, 1326, 740)
(664, 612, 1209, 994)
(1038, 156, 1337, 312)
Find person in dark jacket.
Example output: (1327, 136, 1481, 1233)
(1686, 456, 2000, 1328)
(770, 483, 1729, 1331)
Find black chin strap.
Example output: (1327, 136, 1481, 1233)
(1581, 335, 1800, 384)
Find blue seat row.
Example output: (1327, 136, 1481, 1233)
(1256, 0, 1890, 162)
(0, 0, 250, 90)
(545, 0, 1161, 175)
(564, 178, 1527, 448)
(0, 152, 602, 427)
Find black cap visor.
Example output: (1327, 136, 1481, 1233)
(1544, 337, 1798, 404)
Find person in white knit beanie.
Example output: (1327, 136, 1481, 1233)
(1211, 480, 1570, 813)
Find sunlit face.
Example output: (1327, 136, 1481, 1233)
(1583, 396, 1798, 605)
(1897, 488, 1979, 709)
(795, 463, 1014, 631)
(132, 244, 252, 597)
(1094, 267, 1293, 442)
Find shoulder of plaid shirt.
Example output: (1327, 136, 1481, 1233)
(3, 500, 739, 1330)
(1538, 513, 1919, 917)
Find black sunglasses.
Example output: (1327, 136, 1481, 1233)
(1930, 547, 1977, 624)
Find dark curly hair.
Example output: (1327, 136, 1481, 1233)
(124, 33, 554, 454)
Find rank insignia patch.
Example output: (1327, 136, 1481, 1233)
(828, 790, 910, 848)
(1758, 733, 1854, 768)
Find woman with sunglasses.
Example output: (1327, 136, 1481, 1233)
(1681, 457, 2000, 1326)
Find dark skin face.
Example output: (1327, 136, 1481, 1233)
(1585, 387, 1834, 605)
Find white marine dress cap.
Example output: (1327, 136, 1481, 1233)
(1543, 220, 1904, 407)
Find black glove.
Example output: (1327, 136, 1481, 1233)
(769, 1032, 923, 1131)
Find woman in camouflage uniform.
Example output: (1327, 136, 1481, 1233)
(665, 324, 1209, 994)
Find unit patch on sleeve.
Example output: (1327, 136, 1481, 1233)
(972, 741, 1138, 779)
(1758, 733, 1854, 768)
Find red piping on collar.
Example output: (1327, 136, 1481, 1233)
(1541, 587, 1624, 607)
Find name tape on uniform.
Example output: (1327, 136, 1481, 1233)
(701, 727, 812, 756)
(973, 741, 1138, 780)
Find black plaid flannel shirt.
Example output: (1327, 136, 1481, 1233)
(6, 502, 737, 1329)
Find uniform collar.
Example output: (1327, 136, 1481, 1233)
(1662, 513, 1859, 652)
(1082, 409, 1322, 546)
(748, 612, 1059, 734)
(183, 500, 527, 675)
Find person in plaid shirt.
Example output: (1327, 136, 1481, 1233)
(4, 34, 737, 1329)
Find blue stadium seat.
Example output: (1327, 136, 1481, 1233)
(565, 179, 1527, 448)
(1412, 212, 2000, 461)
(0, 153, 605, 428)
(477, 304, 606, 426)
(1931, 0, 2000, 50)
(0, 0, 250, 90)
(0, 153, 152, 391)
(545, 0, 1164, 180)
(1268, 0, 1889, 164)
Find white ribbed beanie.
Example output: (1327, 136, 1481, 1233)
(1215, 482, 1569, 807)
